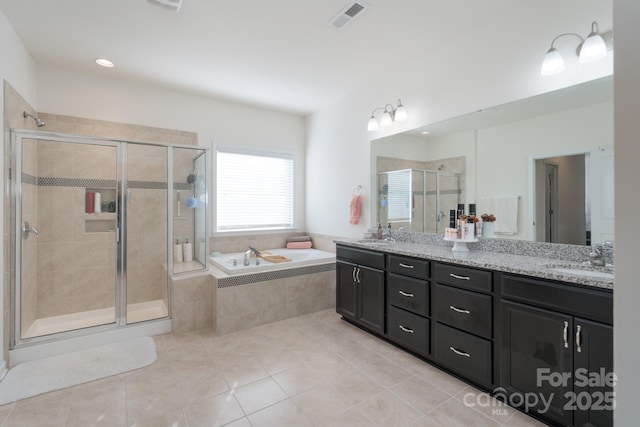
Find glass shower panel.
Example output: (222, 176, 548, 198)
(125, 144, 169, 324)
(423, 171, 439, 234)
(19, 138, 118, 339)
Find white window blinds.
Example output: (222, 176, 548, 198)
(216, 148, 294, 231)
(387, 170, 411, 222)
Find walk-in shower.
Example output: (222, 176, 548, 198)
(10, 130, 207, 352)
(377, 169, 461, 233)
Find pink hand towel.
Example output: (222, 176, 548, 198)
(286, 241, 313, 249)
(349, 194, 362, 224)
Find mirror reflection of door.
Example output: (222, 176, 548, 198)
(545, 162, 559, 243)
(535, 154, 587, 245)
(589, 148, 615, 244)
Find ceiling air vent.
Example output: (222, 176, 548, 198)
(147, 0, 183, 13)
(329, 1, 369, 30)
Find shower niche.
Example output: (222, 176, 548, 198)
(11, 130, 208, 346)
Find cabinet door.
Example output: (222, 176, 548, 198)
(573, 318, 613, 427)
(358, 265, 385, 334)
(501, 301, 573, 426)
(336, 261, 357, 321)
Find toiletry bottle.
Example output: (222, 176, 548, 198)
(86, 191, 94, 214)
(173, 239, 183, 263)
(377, 223, 383, 240)
(183, 238, 193, 262)
(94, 191, 101, 214)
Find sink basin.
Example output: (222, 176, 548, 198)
(545, 263, 614, 280)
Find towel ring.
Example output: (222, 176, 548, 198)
(353, 185, 362, 195)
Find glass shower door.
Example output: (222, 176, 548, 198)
(124, 144, 169, 324)
(16, 136, 119, 340)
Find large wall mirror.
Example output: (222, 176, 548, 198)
(370, 76, 613, 246)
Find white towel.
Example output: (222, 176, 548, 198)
(480, 196, 519, 234)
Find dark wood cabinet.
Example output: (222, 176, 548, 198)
(500, 274, 613, 427)
(336, 245, 385, 334)
(335, 243, 613, 427)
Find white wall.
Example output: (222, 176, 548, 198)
(613, 0, 640, 424)
(35, 65, 307, 232)
(0, 8, 38, 378)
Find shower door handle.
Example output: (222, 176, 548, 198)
(22, 221, 39, 239)
(437, 211, 446, 222)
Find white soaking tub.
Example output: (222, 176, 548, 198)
(210, 248, 336, 275)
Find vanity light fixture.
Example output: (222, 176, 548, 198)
(367, 99, 407, 131)
(541, 21, 609, 76)
(94, 58, 115, 68)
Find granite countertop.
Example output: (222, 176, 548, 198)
(334, 239, 614, 290)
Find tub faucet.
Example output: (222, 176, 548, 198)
(244, 250, 252, 266)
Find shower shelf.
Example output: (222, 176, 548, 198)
(83, 213, 117, 219)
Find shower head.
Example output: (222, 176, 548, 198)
(23, 111, 45, 127)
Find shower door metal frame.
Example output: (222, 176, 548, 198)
(8, 130, 203, 348)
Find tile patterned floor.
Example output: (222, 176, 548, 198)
(0, 309, 548, 426)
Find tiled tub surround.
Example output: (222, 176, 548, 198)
(345, 230, 614, 289)
(214, 263, 336, 335)
(170, 250, 337, 335)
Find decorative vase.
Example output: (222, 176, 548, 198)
(482, 221, 495, 238)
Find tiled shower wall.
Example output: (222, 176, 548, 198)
(34, 141, 117, 318)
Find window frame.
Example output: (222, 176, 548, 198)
(214, 146, 297, 234)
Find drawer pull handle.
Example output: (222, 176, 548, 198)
(449, 273, 470, 280)
(563, 321, 569, 348)
(398, 290, 414, 298)
(399, 325, 414, 334)
(449, 305, 470, 314)
(576, 325, 582, 353)
(399, 263, 415, 269)
(449, 347, 470, 358)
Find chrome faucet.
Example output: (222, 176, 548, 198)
(589, 241, 613, 267)
(243, 249, 252, 266)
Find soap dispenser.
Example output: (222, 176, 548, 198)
(377, 223, 383, 240)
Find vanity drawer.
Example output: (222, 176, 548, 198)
(387, 305, 429, 356)
(387, 273, 429, 317)
(336, 245, 385, 270)
(434, 263, 492, 293)
(433, 284, 492, 339)
(434, 323, 492, 385)
(387, 255, 430, 280)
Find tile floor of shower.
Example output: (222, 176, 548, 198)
(23, 300, 168, 338)
(0, 309, 546, 427)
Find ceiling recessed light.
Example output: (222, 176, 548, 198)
(94, 58, 114, 68)
(421, 131, 431, 135)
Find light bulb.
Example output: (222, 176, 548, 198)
(579, 32, 607, 63)
(367, 115, 379, 131)
(394, 104, 407, 122)
(540, 48, 565, 76)
(380, 111, 393, 127)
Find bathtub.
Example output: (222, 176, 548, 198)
(210, 248, 336, 274)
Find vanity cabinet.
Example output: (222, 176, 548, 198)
(432, 263, 495, 388)
(336, 245, 385, 334)
(386, 255, 431, 356)
(500, 274, 613, 427)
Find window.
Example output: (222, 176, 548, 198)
(216, 148, 294, 232)
(387, 170, 411, 222)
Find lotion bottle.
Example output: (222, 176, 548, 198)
(94, 191, 101, 214)
(173, 239, 183, 263)
(183, 237, 193, 262)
